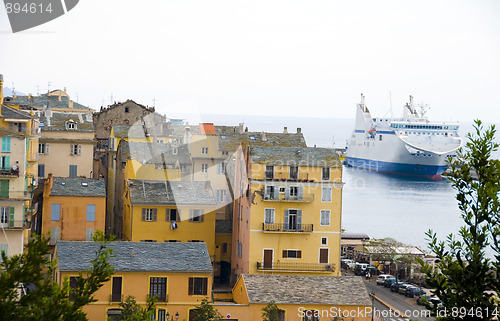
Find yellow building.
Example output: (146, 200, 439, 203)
(231, 146, 343, 282)
(214, 274, 372, 321)
(41, 175, 106, 244)
(122, 179, 217, 259)
(54, 241, 213, 321)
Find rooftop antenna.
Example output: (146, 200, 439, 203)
(152, 98, 156, 108)
(383, 91, 394, 118)
(110, 93, 113, 104)
(36, 85, 40, 95)
(47, 81, 51, 93)
(11, 83, 15, 95)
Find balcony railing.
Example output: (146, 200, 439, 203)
(0, 169, 20, 177)
(109, 293, 123, 303)
(0, 220, 31, 229)
(263, 193, 314, 202)
(148, 294, 168, 303)
(262, 223, 313, 233)
(257, 261, 334, 272)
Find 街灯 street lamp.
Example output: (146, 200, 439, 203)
(165, 311, 179, 321)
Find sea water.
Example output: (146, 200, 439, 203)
(170, 112, 497, 251)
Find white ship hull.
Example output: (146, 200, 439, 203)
(346, 95, 462, 176)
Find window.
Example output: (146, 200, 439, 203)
(69, 277, 78, 301)
(289, 166, 298, 179)
(157, 138, 164, 144)
(38, 164, 45, 177)
(237, 242, 242, 258)
(216, 189, 226, 203)
(222, 151, 229, 156)
(319, 248, 329, 264)
(0, 207, 9, 227)
(302, 310, 320, 321)
(86, 205, 96, 221)
(322, 167, 330, 181)
(189, 209, 204, 222)
(282, 249, 301, 258)
(289, 186, 298, 197)
(321, 237, 328, 245)
(264, 185, 276, 200)
(166, 208, 179, 221)
(150, 277, 167, 302)
(51, 204, 61, 221)
(264, 208, 275, 224)
(217, 162, 226, 174)
(249, 135, 256, 140)
(1, 137, 11, 153)
(181, 164, 189, 173)
(157, 309, 166, 321)
(38, 143, 49, 154)
(379, 134, 383, 141)
(320, 210, 330, 226)
(321, 187, 332, 202)
(124, 107, 129, 113)
(201, 147, 208, 154)
(0, 156, 10, 170)
(265, 165, 274, 179)
(86, 228, 95, 241)
(69, 165, 77, 177)
(70, 144, 81, 156)
(222, 243, 228, 253)
(111, 277, 122, 302)
(50, 227, 61, 243)
(142, 208, 157, 221)
(67, 121, 76, 130)
(201, 163, 208, 173)
(189, 277, 208, 295)
(172, 147, 178, 155)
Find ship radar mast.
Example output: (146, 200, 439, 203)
(404, 95, 419, 118)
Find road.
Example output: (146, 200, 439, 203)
(364, 279, 434, 321)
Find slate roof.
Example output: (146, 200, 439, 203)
(128, 180, 216, 206)
(1, 105, 34, 119)
(249, 146, 341, 167)
(0, 127, 27, 138)
(242, 274, 372, 306)
(219, 132, 307, 151)
(119, 141, 191, 165)
(341, 232, 370, 240)
(56, 241, 213, 272)
(4, 92, 91, 110)
(50, 177, 106, 197)
(215, 220, 232, 234)
(34, 110, 94, 132)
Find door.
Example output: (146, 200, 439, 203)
(263, 249, 273, 269)
(288, 209, 297, 230)
(69, 165, 77, 177)
(111, 277, 122, 302)
(38, 164, 45, 177)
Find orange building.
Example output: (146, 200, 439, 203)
(41, 175, 106, 244)
(55, 241, 213, 321)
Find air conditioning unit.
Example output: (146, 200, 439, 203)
(326, 265, 333, 271)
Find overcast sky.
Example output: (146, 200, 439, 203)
(1, 0, 499, 122)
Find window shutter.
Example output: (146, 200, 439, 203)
(70, 144, 73, 155)
(78, 145, 82, 155)
(165, 209, 169, 221)
(282, 250, 288, 258)
(297, 250, 302, 258)
(298, 187, 303, 200)
(297, 210, 302, 230)
(216, 190, 220, 203)
(217, 163, 221, 174)
(188, 278, 194, 295)
(284, 210, 289, 230)
(9, 207, 15, 228)
(176, 209, 180, 221)
(141, 208, 146, 221)
(46, 143, 50, 154)
(285, 187, 290, 199)
(200, 210, 204, 222)
(152, 209, 157, 221)
(273, 187, 279, 200)
(5, 156, 10, 170)
(202, 278, 208, 295)
(189, 210, 193, 222)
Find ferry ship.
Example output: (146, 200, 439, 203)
(345, 94, 462, 176)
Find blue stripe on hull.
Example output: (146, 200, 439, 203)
(346, 157, 447, 176)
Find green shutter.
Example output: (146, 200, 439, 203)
(4, 156, 9, 170)
(0, 180, 9, 198)
(9, 207, 14, 228)
(2, 137, 11, 153)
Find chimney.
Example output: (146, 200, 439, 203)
(297, 128, 301, 133)
(245, 127, 248, 132)
(58, 91, 62, 101)
(238, 123, 244, 134)
(63, 87, 66, 93)
(283, 127, 288, 133)
(261, 132, 267, 141)
(28, 93, 33, 100)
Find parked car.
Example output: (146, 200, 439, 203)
(398, 284, 413, 295)
(344, 260, 356, 269)
(376, 274, 393, 285)
(364, 266, 381, 276)
(390, 282, 406, 292)
(383, 277, 397, 288)
(353, 262, 368, 272)
(405, 286, 425, 298)
(341, 259, 355, 270)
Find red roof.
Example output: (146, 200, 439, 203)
(200, 123, 216, 134)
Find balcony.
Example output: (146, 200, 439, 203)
(262, 223, 313, 233)
(257, 261, 334, 272)
(0, 220, 31, 230)
(109, 294, 123, 303)
(148, 294, 168, 303)
(0, 169, 20, 177)
(263, 193, 314, 202)
(27, 152, 39, 162)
